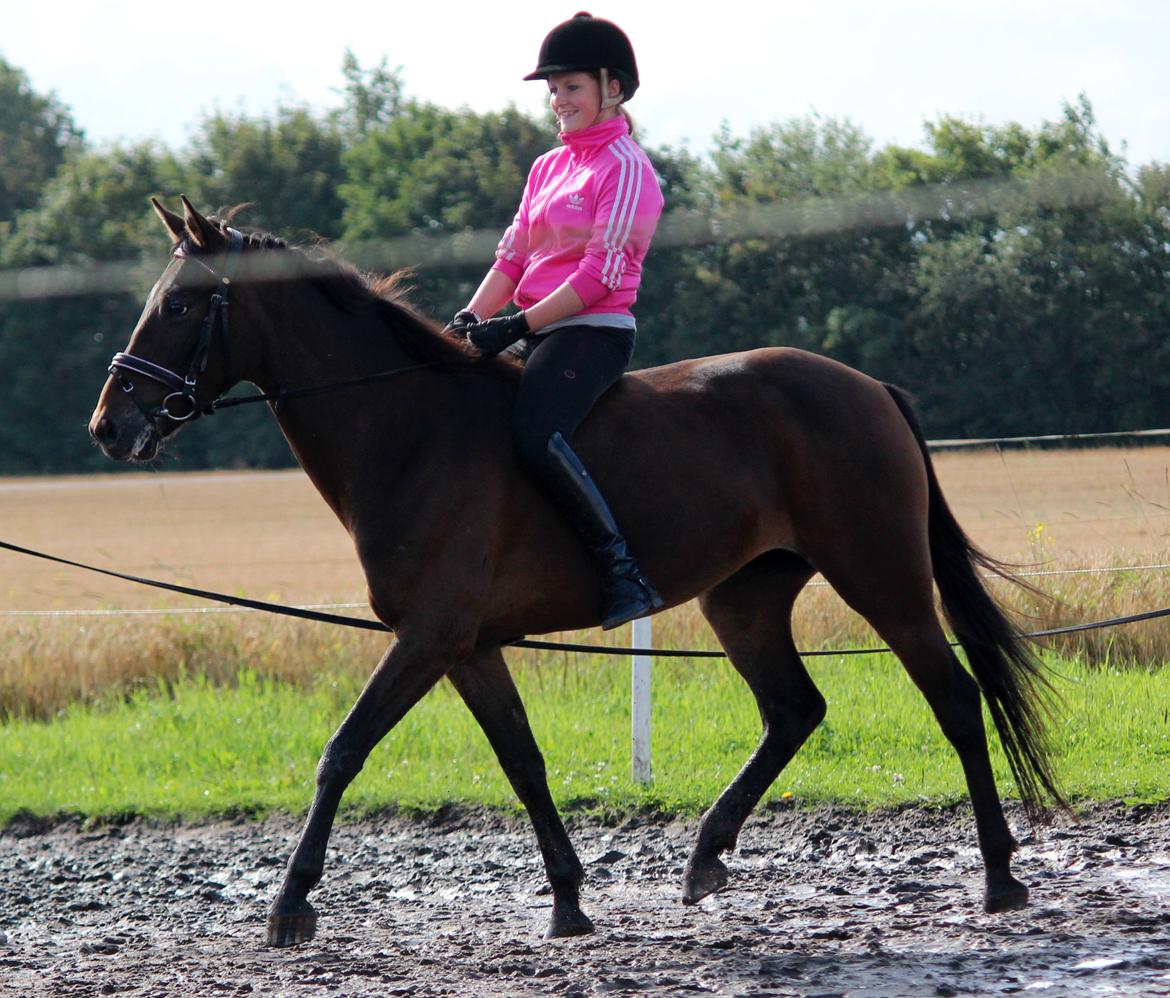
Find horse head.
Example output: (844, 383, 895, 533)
(88, 196, 257, 461)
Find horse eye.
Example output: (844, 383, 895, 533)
(165, 300, 191, 318)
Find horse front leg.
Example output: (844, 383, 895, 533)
(448, 646, 593, 938)
(266, 633, 453, 946)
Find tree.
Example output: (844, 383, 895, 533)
(340, 102, 552, 241)
(0, 58, 82, 231)
(0, 141, 291, 473)
(184, 106, 347, 240)
(338, 101, 555, 318)
(2, 65, 1168, 475)
(0, 143, 186, 267)
(638, 115, 916, 373)
(335, 50, 404, 139)
(898, 99, 1170, 435)
(710, 115, 879, 201)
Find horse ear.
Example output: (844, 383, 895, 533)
(178, 193, 224, 251)
(151, 197, 187, 244)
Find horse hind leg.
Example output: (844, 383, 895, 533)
(819, 555, 1029, 913)
(883, 619, 1029, 912)
(684, 550, 825, 904)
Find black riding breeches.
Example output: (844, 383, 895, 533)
(510, 324, 635, 486)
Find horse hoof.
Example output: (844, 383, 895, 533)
(545, 903, 595, 939)
(682, 855, 729, 905)
(984, 878, 1029, 913)
(266, 900, 319, 947)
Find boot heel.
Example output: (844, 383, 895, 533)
(601, 576, 664, 630)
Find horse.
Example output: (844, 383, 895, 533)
(89, 196, 1064, 948)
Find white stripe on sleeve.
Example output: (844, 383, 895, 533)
(600, 138, 647, 289)
(600, 144, 633, 287)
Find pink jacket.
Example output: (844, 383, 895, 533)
(492, 115, 664, 321)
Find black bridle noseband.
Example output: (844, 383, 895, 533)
(108, 227, 246, 425)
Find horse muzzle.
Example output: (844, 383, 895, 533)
(89, 405, 162, 462)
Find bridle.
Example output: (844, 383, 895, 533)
(108, 227, 246, 425)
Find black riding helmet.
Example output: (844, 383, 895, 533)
(524, 11, 640, 102)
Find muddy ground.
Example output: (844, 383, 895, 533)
(2, 802, 1168, 997)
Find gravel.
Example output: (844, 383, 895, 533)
(2, 801, 1169, 996)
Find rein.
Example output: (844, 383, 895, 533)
(0, 537, 720, 657)
(210, 361, 465, 412)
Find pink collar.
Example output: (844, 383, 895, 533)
(559, 114, 631, 153)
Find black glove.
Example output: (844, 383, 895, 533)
(443, 308, 480, 335)
(464, 311, 531, 357)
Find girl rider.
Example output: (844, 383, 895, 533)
(450, 12, 665, 630)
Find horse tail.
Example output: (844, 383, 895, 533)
(883, 383, 1067, 822)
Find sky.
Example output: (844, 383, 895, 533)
(4, 0, 1170, 168)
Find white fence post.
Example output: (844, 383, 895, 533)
(631, 616, 652, 783)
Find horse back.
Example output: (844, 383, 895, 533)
(567, 347, 931, 583)
(588, 346, 921, 477)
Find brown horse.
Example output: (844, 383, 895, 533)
(89, 197, 1063, 948)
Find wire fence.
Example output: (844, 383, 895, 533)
(929, 428, 1170, 450)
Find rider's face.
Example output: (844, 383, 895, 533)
(547, 72, 618, 132)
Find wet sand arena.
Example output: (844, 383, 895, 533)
(2, 802, 1169, 996)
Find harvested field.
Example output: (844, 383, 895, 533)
(3, 445, 1169, 614)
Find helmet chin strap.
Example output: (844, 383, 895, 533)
(599, 68, 624, 109)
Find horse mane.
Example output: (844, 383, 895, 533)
(200, 210, 518, 374)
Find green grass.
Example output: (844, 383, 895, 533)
(1, 653, 1167, 823)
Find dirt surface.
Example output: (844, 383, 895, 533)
(2, 802, 1169, 997)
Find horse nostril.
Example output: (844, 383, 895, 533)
(91, 415, 116, 444)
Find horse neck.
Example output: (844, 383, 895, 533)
(247, 283, 416, 390)
(244, 280, 461, 520)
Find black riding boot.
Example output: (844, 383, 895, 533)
(545, 432, 664, 630)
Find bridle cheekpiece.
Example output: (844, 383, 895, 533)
(108, 227, 246, 425)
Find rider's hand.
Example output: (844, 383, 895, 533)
(464, 312, 531, 357)
(443, 308, 481, 335)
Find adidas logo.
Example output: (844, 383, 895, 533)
(567, 193, 585, 210)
